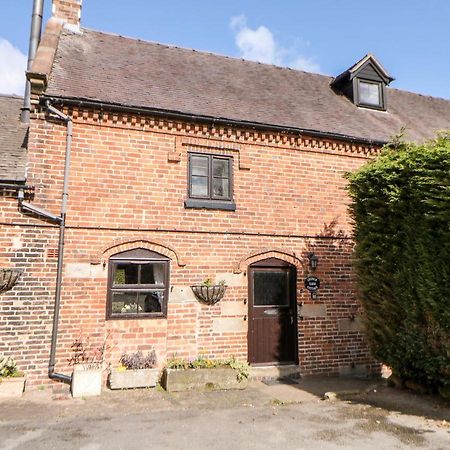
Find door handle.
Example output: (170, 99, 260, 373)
(243, 315, 247, 321)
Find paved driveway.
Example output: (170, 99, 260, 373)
(1, 379, 449, 449)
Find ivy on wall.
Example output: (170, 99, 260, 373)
(347, 132, 450, 396)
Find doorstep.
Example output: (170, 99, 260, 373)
(249, 364, 301, 381)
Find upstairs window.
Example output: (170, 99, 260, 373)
(331, 54, 393, 111)
(107, 248, 169, 319)
(358, 80, 382, 108)
(185, 153, 236, 211)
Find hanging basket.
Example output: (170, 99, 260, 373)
(191, 285, 227, 305)
(0, 269, 23, 294)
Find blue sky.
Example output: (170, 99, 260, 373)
(1, 0, 449, 98)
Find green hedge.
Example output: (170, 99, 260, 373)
(347, 133, 450, 395)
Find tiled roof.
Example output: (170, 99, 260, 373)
(0, 95, 27, 182)
(45, 28, 450, 144)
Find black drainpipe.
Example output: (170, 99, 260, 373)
(46, 101, 73, 384)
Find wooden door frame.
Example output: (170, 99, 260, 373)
(247, 257, 299, 366)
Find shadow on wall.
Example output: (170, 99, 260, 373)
(302, 218, 355, 307)
(288, 219, 375, 377)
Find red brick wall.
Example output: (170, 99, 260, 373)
(52, 0, 82, 27)
(0, 105, 380, 385)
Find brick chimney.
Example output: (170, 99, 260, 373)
(52, 0, 82, 30)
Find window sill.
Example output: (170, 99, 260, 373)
(184, 199, 236, 211)
(356, 102, 386, 111)
(107, 314, 166, 320)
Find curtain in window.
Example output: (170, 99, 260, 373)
(153, 263, 165, 286)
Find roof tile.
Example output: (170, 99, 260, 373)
(0, 95, 27, 182)
(46, 28, 450, 144)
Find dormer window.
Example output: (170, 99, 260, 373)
(358, 80, 382, 108)
(331, 54, 394, 111)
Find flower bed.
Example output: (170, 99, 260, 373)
(161, 357, 249, 392)
(109, 350, 159, 390)
(110, 368, 159, 389)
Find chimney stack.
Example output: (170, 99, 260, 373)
(52, 0, 82, 30)
(21, 0, 44, 123)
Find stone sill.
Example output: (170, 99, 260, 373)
(184, 199, 236, 211)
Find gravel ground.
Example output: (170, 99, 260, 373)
(1, 379, 449, 449)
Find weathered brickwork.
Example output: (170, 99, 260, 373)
(52, 0, 82, 27)
(0, 105, 380, 385)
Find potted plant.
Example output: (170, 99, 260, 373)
(161, 356, 249, 392)
(109, 350, 159, 390)
(191, 278, 227, 305)
(0, 356, 26, 398)
(69, 334, 109, 398)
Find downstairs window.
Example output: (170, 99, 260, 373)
(107, 248, 169, 319)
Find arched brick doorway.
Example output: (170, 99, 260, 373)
(248, 257, 298, 365)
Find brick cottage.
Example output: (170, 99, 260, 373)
(1, 0, 450, 386)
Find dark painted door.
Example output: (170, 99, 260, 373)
(248, 258, 297, 365)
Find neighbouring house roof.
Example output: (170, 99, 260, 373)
(0, 95, 28, 182)
(43, 28, 450, 144)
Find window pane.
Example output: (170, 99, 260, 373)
(114, 263, 138, 285)
(141, 263, 165, 285)
(212, 158, 229, 177)
(191, 176, 208, 197)
(254, 271, 288, 306)
(212, 177, 230, 198)
(111, 291, 140, 314)
(359, 81, 380, 106)
(191, 155, 209, 176)
(139, 291, 164, 313)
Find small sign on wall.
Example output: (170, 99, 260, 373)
(304, 276, 320, 299)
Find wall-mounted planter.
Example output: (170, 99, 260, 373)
(71, 364, 103, 398)
(161, 367, 248, 392)
(0, 269, 22, 294)
(0, 376, 26, 398)
(109, 368, 159, 390)
(191, 285, 226, 305)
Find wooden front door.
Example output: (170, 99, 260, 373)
(248, 258, 298, 365)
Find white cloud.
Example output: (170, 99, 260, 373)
(290, 55, 321, 73)
(0, 38, 26, 96)
(230, 15, 321, 73)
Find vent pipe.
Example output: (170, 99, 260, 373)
(21, 0, 44, 123)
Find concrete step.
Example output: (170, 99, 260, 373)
(249, 364, 301, 381)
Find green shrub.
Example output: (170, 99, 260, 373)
(166, 355, 249, 381)
(347, 132, 450, 394)
(0, 356, 23, 378)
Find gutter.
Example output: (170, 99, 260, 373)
(42, 95, 388, 147)
(19, 196, 61, 223)
(0, 183, 33, 191)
